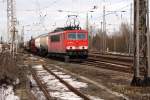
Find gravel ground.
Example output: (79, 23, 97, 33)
(40, 57, 150, 100)
(24, 54, 104, 100)
(22, 53, 150, 100)
(23, 54, 127, 100)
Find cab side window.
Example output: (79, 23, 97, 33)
(50, 35, 60, 42)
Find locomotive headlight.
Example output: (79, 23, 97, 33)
(79, 46, 88, 49)
(66, 46, 70, 50)
(84, 46, 88, 49)
(71, 46, 76, 49)
(66, 46, 75, 50)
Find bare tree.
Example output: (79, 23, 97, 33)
(91, 22, 132, 53)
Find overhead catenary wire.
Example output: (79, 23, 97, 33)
(21, 0, 135, 40)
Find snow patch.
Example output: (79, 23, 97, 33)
(29, 57, 38, 60)
(52, 70, 88, 89)
(0, 85, 19, 100)
(29, 75, 46, 100)
(31, 88, 46, 100)
(50, 92, 83, 100)
(31, 65, 103, 100)
(32, 65, 43, 69)
(89, 95, 104, 100)
(64, 78, 88, 89)
(35, 67, 82, 99)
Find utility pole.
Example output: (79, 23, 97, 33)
(131, 0, 150, 86)
(86, 13, 92, 50)
(113, 28, 116, 52)
(145, 0, 150, 85)
(0, 36, 2, 44)
(102, 5, 106, 53)
(86, 13, 89, 32)
(129, 3, 133, 55)
(21, 26, 24, 43)
(20, 26, 24, 47)
(7, 0, 13, 43)
(7, 0, 17, 57)
(101, 21, 103, 31)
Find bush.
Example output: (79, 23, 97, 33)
(0, 53, 20, 85)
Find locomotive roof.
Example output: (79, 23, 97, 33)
(31, 26, 86, 40)
(52, 26, 82, 33)
(35, 33, 48, 39)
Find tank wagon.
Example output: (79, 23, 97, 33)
(35, 34, 48, 56)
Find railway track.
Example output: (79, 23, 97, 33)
(30, 52, 134, 74)
(30, 64, 91, 100)
(81, 53, 134, 73)
(89, 51, 133, 57)
(82, 53, 147, 74)
(30, 66, 52, 100)
(25, 53, 129, 100)
(89, 53, 133, 62)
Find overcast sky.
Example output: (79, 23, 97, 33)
(0, 0, 133, 41)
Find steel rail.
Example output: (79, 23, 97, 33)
(43, 65, 91, 100)
(30, 66, 54, 100)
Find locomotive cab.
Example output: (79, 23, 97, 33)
(65, 30, 88, 59)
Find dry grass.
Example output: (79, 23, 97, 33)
(0, 52, 20, 85)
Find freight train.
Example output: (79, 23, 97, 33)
(25, 26, 88, 61)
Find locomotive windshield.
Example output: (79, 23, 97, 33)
(77, 33, 86, 39)
(68, 33, 76, 40)
(68, 33, 86, 40)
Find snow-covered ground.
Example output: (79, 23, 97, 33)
(31, 65, 103, 100)
(0, 85, 19, 100)
(29, 76, 46, 100)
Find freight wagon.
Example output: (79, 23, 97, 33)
(35, 34, 48, 56)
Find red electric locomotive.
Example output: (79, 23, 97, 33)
(27, 15, 88, 61)
(48, 27, 88, 60)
